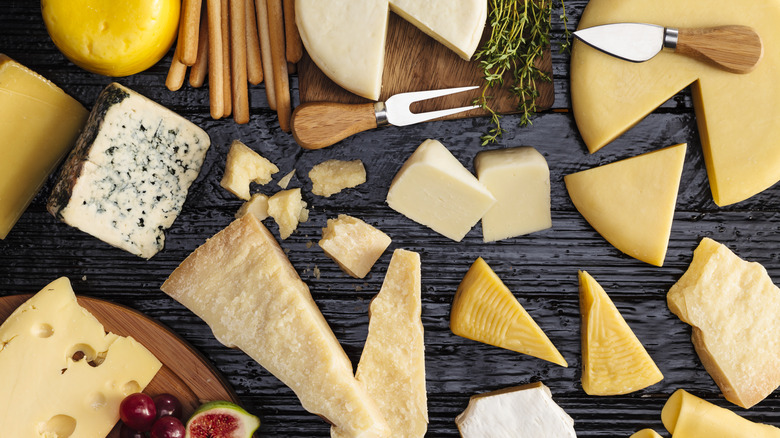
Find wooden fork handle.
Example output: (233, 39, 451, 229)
(675, 25, 763, 74)
(291, 101, 378, 149)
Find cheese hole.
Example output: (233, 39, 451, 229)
(37, 414, 76, 438)
(122, 380, 141, 396)
(86, 392, 107, 410)
(67, 343, 96, 363)
(33, 323, 54, 338)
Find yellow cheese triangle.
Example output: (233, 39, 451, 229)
(564, 144, 686, 266)
(571, 0, 780, 206)
(578, 271, 663, 395)
(450, 258, 567, 367)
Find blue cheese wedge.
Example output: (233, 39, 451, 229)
(48, 83, 211, 259)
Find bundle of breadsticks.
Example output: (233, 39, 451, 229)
(166, 0, 302, 130)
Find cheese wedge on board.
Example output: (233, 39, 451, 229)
(667, 238, 780, 409)
(579, 271, 663, 395)
(0, 277, 161, 437)
(571, 0, 780, 206)
(161, 215, 389, 437)
(333, 249, 427, 437)
(319, 215, 391, 279)
(564, 144, 686, 266)
(662, 389, 780, 438)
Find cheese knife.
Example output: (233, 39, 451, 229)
(573, 23, 763, 74)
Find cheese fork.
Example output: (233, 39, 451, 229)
(291, 86, 480, 149)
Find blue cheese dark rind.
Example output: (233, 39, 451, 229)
(47, 83, 211, 259)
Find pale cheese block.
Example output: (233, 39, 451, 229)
(0, 277, 161, 437)
(220, 140, 279, 200)
(319, 215, 391, 279)
(564, 144, 686, 266)
(662, 389, 780, 438)
(629, 429, 662, 438)
(268, 188, 308, 239)
(475, 147, 552, 242)
(309, 159, 367, 197)
(235, 193, 269, 221)
(667, 238, 780, 408)
(455, 382, 576, 438)
(571, 0, 780, 206)
(333, 249, 427, 437)
(161, 215, 390, 438)
(386, 139, 495, 242)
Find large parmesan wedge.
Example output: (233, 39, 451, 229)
(161, 215, 389, 438)
(333, 249, 427, 437)
(667, 238, 780, 409)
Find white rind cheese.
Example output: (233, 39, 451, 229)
(48, 83, 211, 259)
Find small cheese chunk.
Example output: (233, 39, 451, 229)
(268, 188, 308, 239)
(161, 215, 390, 438)
(0, 55, 88, 240)
(47, 83, 211, 259)
(662, 389, 780, 438)
(579, 271, 663, 395)
(0, 278, 161, 437)
(334, 249, 427, 437)
(309, 159, 367, 197)
(319, 215, 391, 279)
(564, 143, 686, 266)
(221, 140, 279, 200)
(386, 139, 495, 242)
(630, 429, 663, 438)
(277, 170, 296, 189)
(667, 238, 780, 408)
(475, 147, 552, 242)
(455, 382, 576, 438)
(236, 193, 269, 221)
(451, 258, 567, 367)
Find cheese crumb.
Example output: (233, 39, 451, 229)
(278, 170, 296, 189)
(268, 188, 308, 239)
(236, 193, 269, 221)
(309, 160, 366, 197)
(220, 140, 279, 200)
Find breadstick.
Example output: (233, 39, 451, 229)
(166, 36, 187, 91)
(245, 0, 263, 85)
(282, 0, 302, 63)
(189, 10, 209, 87)
(255, 0, 276, 110)
(207, 0, 224, 118)
(179, 0, 203, 65)
(230, 0, 249, 124)
(221, 0, 232, 117)
(266, 0, 291, 132)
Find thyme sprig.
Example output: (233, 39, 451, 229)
(474, 0, 571, 145)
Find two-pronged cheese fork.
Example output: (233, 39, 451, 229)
(290, 85, 480, 149)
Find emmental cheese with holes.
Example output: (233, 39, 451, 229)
(161, 215, 389, 438)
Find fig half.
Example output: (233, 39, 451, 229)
(185, 401, 260, 438)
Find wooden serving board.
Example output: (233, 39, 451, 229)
(0, 294, 239, 437)
(298, 10, 554, 120)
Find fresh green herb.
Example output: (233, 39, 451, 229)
(474, 0, 571, 145)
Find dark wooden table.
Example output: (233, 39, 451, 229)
(1, 2, 778, 436)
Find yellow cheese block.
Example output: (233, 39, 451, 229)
(221, 140, 279, 200)
(579, 271, 663, 395)
(41, 0, 179, 76)
(571, 0, 780, 206)
(662, 389, 780, 438)
(161, 215, 390, 437)
(334, 249, 427, 437)
(667, 238, 780, 408)
(629, 429, 662, 438)
(0, 55, 88, 239)
(267, 188, 308, 239)
(0, 277, 161, 436)
(319, 214, 392, 279)
(236, 193, 270, 221)
(564, 144, 686, 266)
(450, 258, 567, 367)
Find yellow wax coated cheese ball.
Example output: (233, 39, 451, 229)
(41, 0, 180, 77)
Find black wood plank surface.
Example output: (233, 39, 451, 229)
(1, 1, 778, 436)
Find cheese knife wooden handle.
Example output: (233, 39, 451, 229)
(674, 25, 763, 74)
(291, 102, 378, 150)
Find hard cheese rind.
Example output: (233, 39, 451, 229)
(319, 214, 391, 279)
(571, 0, 780, 206)
(564, 144, 686, 266)
(47, 82, 211, 259)
(667, 238, 780, 408)
(0, 277, 161, 437)
(161, 215, 389, 438)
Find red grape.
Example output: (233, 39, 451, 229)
(154, 393, 183, 419)
(119, 423, 145, 438)
(150, 416, 185, 438)
(120, 393, 157, 432)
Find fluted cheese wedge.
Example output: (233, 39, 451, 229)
(451, 258, 567, 367)
(564, 144, 686, 266)
(571, 0, 780, 206)
(662, 389, 780, 438)
(161, 215, 390, 438)
(579, 271, 663, 395)
(319, 215, 391, 279)
(334, 249, 427, 437)
(667, 238, 780, 408)
(630, 429, 662, 438)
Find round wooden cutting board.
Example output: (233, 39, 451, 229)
(0, 294, 240, 436)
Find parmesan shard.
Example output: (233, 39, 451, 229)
(161, 215, 390, 437)
(268, 188, 308, 239)
(309, 159, 367, 197)
(220, 140, 279, 200)
(319, 215, 391, 279)
(235, 193, 269, 221)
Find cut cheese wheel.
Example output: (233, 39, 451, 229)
(571, 0, 780, 206)
(564, 144, 686, 267)
(450, 258, 567, 367)
(578, 271, 663, 395)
